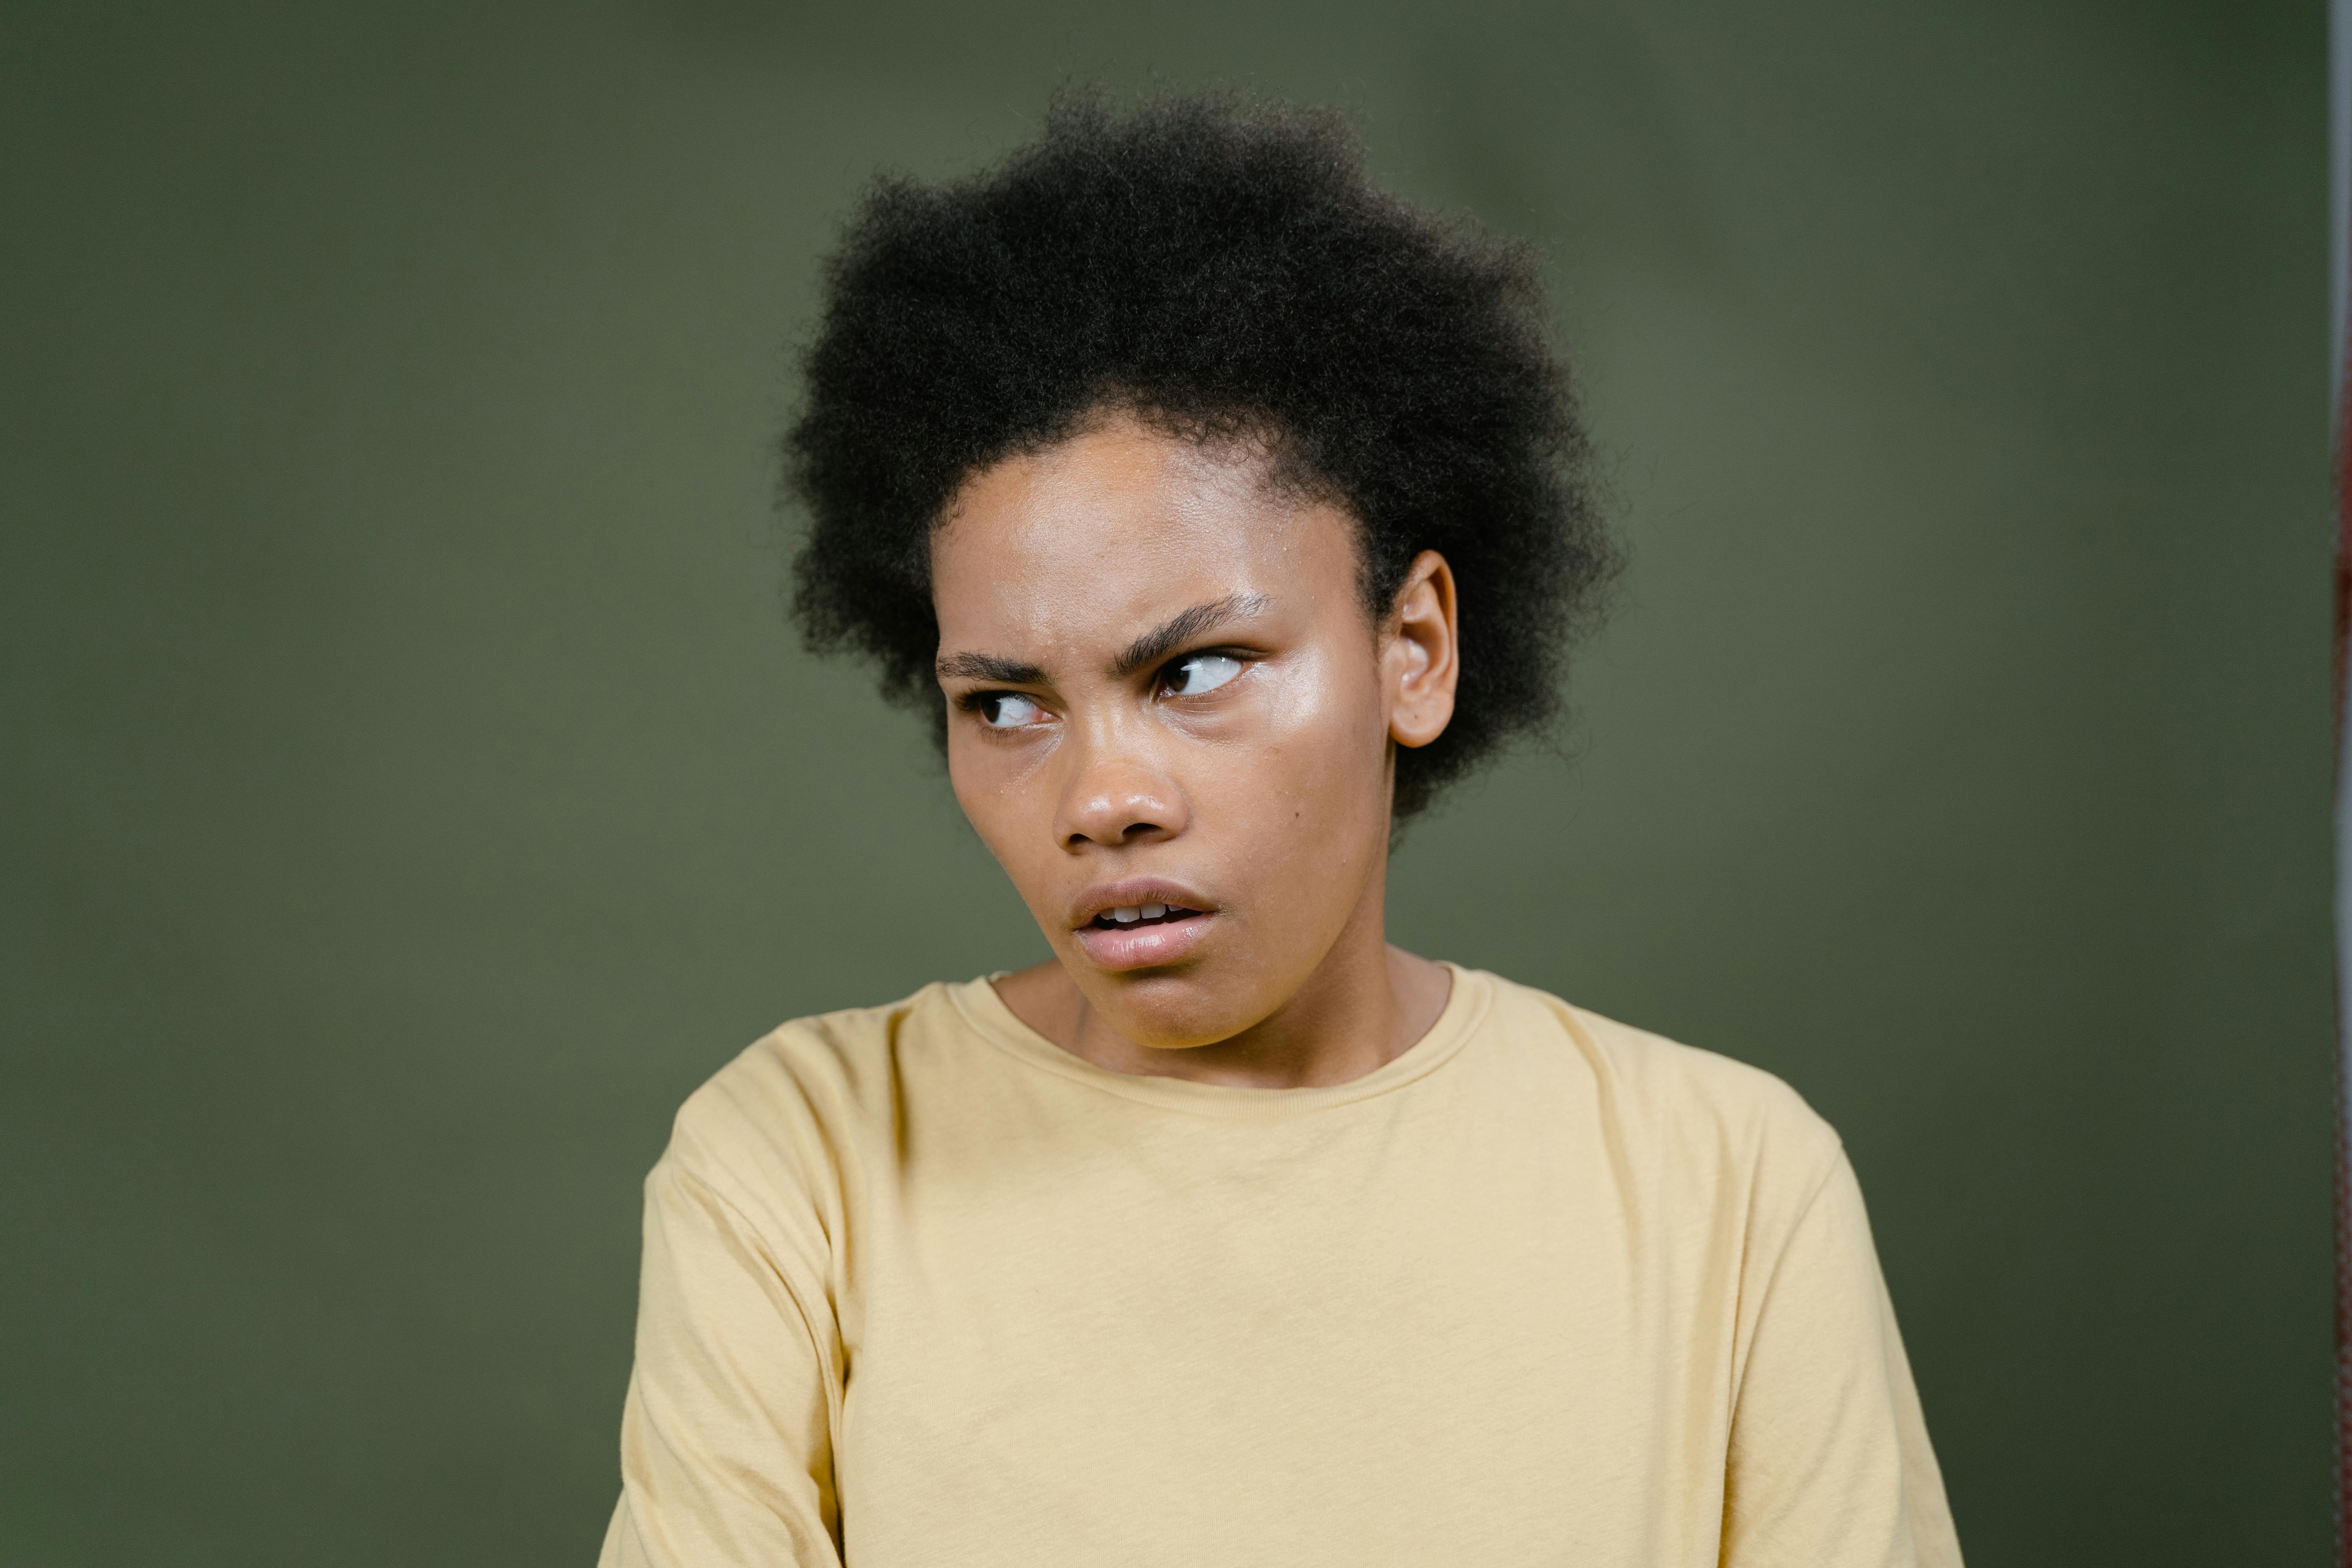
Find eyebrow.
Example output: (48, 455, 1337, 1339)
(934, 651, 1047, 684)
(933, 592, 1271, 688)
(1110, 592, 1270, 679)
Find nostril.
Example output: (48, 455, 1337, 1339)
(1067, 822, 1164, 848)
(1056, 783, 1180, 847)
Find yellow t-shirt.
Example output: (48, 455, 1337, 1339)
(599, 965, 1961, 1567)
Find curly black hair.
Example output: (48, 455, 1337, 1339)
(787, 93, 1616, 820)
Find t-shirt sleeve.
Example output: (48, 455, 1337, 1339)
(1720, 1152, 1963, 1568)
(597, 1150, 844, 1568)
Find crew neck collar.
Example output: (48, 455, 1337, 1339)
(944, 962, 1493, 1121)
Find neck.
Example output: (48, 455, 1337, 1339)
(998, 894, 1454, 1090)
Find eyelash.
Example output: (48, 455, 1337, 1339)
(954, 649, 1256, 722)
(1153, 648, 1252, 697)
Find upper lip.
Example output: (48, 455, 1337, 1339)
(1066, 876, 1217, 930)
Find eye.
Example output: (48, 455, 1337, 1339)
(1160, 652, 1245, 698)
(976, 692, 1046, 729)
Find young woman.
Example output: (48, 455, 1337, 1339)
(598, 95, 1961, 1568)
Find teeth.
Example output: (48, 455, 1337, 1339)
(1140, 902, 1167, 919)
(1112, 906, 1142, 924)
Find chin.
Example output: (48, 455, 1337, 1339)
(1080, 967, 1265, 1051)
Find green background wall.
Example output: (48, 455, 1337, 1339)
(1, 0, 2329, 1561)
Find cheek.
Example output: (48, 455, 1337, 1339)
(949, 736, 1062, 900)
(1262, 644, 1392, 793)
(947, 737, 1013, 846)
(1201, 648, 1390, 839)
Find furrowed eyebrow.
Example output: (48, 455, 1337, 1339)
(1110, 593, 1270, 679)
(935, 651, 1047, 684)
(933, 593, 1270, 687)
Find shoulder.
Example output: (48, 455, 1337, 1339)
(657, 980, 962, 1209)
(1473, 969, 1846, 1199)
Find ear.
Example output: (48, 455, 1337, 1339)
(1383, 550, 1459, 750)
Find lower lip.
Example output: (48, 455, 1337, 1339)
(1072, 912, 1216, 971)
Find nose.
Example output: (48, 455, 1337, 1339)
(1054, 728, 1188, 850)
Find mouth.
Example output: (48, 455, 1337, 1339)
(1083, 901, 1204, 932)
(1068, 882, 1218, 972)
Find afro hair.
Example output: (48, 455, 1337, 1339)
(787, 92, 1617, 820)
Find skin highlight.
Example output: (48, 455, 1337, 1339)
(929, 410, 1461, 1089)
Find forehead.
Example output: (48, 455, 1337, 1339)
(930, 419, 1356, 656)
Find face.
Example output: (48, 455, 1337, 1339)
(930, 411, 1457, 1050)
